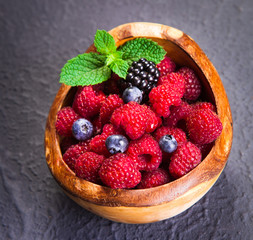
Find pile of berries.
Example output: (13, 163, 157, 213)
(55, 56, 223, 189)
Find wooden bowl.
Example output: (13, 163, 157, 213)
(44, 22, 233, 224)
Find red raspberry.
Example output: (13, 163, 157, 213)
(149, 84, 183, 118)
(62, 142, 90, 171)
(99, 94, 123, 126)
(157, 56, 176, 77)
(164, 101, 192, 127)
(195, 142, 214, 159)
(55, 107, 80, 137)
(142, 105, 162, 133)
(60, 137, 78, 153)
(169, 141, 201, 179)
(92, 116, 102, 135)
(187, 109, 223, 144)
(154, 126, 187, 144)
(110, 102, 159, 140)
(127, 134, 162, 171)
(137, 168, 170, 189)
(75, 152, 105, 183)
(89, 124, 122, 157)
(153, 126, 187, 165)
(99, 153, 141, 189)
(104, 73, 120, 95)
(158, 73, 185, 96)
(192, 101, 216, 112)
(72, 86, 106, 118)
(177, 67, 201, 101)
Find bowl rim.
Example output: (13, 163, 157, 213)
(44, 22, 233, 207)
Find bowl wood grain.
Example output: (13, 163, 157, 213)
(44, 22, 233, 224)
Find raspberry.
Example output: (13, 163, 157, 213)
(72, 86, 106, 118)
(62, 142, 90, 171)
(104, 73, 120, 95)
(177, 67, 201, 101)
(55, 107, 80, 137)
(143, 105, 162, 133)
(89, 124, 122, 157)
(137, 169, 170, 189)
(119, 58, 160, 100)
(99, 94, 123, 126)
(158, 72, 185, 96)
(99, 153, 141, 189)
(192, 101, 216, 112)
(127, 134, 162, 171)
(75, 152, 105, 183)
(169, 141, 202, 179)
(195, 142, 214, 159)
(187, 109, 223, 144)
(60, 137, 78, 153)
(154, 127, 187, 145)
(156, 56, 176, 77)
(164, 101, 192, 127)
(92, 116, 102, 135)
(149, 83, 183, 117)
(154, 126, 187, 164)
(110, 102, 159, 140)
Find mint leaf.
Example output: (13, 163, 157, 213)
(109, 59, 129, 78)
(60, 52, 111, 86)
(94, 29, 117, 55)
(105, 51, 124, 66)
(119, 38, 166, 64)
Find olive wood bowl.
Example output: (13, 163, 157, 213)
(45, 22, 233, 224)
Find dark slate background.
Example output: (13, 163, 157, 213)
(0, 0, 252, 239)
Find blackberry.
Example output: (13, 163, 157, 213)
(119, 58, 160, 101)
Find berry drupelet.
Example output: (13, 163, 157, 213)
(119, 58, 160, 101)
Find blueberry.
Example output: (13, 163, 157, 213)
(159, 135, 178, 153)
(72, 118, 93, 141)
(105, 135, 129, 154)
(122, 86, 143, 104)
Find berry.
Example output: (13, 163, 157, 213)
(137, 169, 170, 189)
(99, 94, 123, 126)
(62, 142, 90, 171)
(149, 83, 183, 117)
(72, 86, 106, 118)
(104, 73, 120, 95)
(154, 126, 187, 165)
(164, 101, 192, 127)
(110, 102, 159, 140)
(122, 86, 143, 104)
(177, 67, 201, 101)
(55, 107, 80, 137)
(127, 134, 162, 171)
(169, 141, 202, 179)
(156, 56, 176, 77)
(60, 137, 78, 153)
(157, 72, 185, 96)
(75, 152, 105, 183)
(143, 105, 162, 133)
(105, 135, 129, 154)
(89, 124, 122, 157)
(72, 118, 93, 141)
(195, 142, 214, 159)
(99, 153, 141, 189)
(159, 135, 178, 153)
(119, 58, 160, 100)
(154, 126, 187, 145)
(187, 109, 223, 144)
(92, 116, 102, 135)
(192, 102, 216, 112)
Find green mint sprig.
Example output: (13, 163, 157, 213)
(60, 30, 166, 86)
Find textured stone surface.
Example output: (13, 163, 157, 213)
(0, 0, 253, 239)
